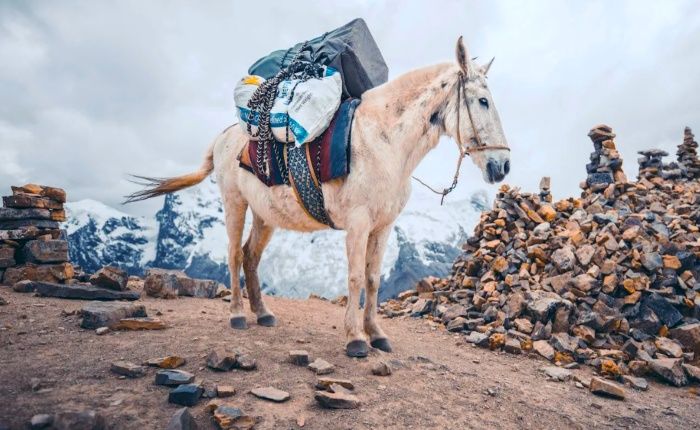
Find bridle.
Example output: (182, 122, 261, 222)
(413, 70, 510, 204)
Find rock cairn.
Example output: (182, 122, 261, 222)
(677, 127, 700, 179)
(0, 184, 73, 285)
(637, 150, 669, 181)
(582, 125, 627, 195)
(539, 177, 552, 203)
(382, 126, 700, 389)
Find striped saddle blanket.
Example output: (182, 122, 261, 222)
(238, 99, 360, 227)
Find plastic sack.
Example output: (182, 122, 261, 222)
(235, 68, 342, 146)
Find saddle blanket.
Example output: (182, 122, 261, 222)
(238, 98, 359, 187)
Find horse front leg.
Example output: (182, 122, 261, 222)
(364, 225, 392, 352)
(225, 200, 248, 330)
(344, 213, 371, 357)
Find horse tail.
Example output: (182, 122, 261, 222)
(123, 142, 215, 203)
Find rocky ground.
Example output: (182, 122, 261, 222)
(1, 291, 699, 430)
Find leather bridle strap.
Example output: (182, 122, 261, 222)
(412, 71, 510, 204)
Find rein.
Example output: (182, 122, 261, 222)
(412, 71, 510, 204)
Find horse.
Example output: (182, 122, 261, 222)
(127, 37, 510, 358)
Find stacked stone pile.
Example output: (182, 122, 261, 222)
(581, 125, 628, 195)
(677, 127, 700, 179)
(0, 184, 73, 285)
(382, 125, 700, 389)
(638, 150, 669, 181)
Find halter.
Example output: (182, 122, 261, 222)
(413, 71, 510, 204)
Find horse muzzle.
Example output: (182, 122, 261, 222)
(486, 158, 510, 184)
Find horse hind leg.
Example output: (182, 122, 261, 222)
(344, 211, 372, 357)
(224, 198, 248, 330)
(242, 214, 277, 327)
(364, 225, 392, 352)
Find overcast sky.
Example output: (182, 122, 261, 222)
(1, 1, 699, 216)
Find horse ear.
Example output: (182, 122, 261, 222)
(482, 57, 495, 76)
(456, 36, 468, 75)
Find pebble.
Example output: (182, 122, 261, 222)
(250, 386, 290, 402)
(590, 377, 626, 400)
(145, 356, 186, 369)
(155, 369, 195, 386)
(95, 327, 109, 336)
(212, 405, 255, 430)
(308, 358, 335, 375)
(165, 407, 197, 430)
(541, 366, 572, 382)
(315, 377, 355, 391)
(289, 350, 310, 366)
(169, 383, 203, 406)
(206, 348, 237, 371)
(371, 361, 392, 376)
(110, 361, 146, 378)
(29, 414, 53, 429)
(217, 385, 236, 397)
(314, 390, 361, 409)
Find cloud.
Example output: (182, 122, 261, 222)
(0, 0, 699, 215)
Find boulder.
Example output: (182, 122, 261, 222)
(89, 266, 128, 291)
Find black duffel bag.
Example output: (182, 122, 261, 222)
(248, 18, 388, 99)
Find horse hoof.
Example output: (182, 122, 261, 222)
(346, 340, 369, 358)
(257, 314, 277, 327)
(370, 338, 393, 353)
(229, 316, 248, 330)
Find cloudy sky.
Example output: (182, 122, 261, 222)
(1, 1, 699, 216)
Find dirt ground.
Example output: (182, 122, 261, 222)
(1, 288, 699, 430)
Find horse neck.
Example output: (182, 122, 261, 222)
(363, 63, 457, 179)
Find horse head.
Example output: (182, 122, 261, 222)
(449, 36, 510, 184)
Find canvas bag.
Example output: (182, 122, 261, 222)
(248, 18, 388, 99)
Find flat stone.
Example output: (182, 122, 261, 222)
(113, 317, 165, 330)
(0, 218, 60, 230)
(590, 377, 625, 400)
(0, 207, 51, 221)
(371, 361, 392, 376)
(2, 195, 63, 210)
(308, 358, 334, 375)
(683, 363, 700, 381)
(169, 383, 203, 406)
(15, 281, 139, 301)
(655, 337, 684, 358)
(207, 348, 237, 371)
(80, 301, 147, 329)
(504, 338, 522, 354)
(29, 414, 53, 429)
(465, 331, 490, 347)
(513, 318, 533, 334)
(288, 350, 310, 366)
(622, 375, 649, 391)
(145, 356, 186, 369)
(12, 184, 66, 202)
(110, 361, 146, 378)
(155, 369, 195, 386)
(647, 357, 688, 387)
(52, 411, 106, 430)
(670, 323, 700, 355)
(213, 405, 255, 430)
(20, 240, 68, 264)
(532, 340, 555, 361)
(315, 377, 355, 391)
(314, 390, 361, 409)
(89, 266, 128, 291)
(541, 366, 572, 381)
(4, 261, 70, 284)
(250, 386, 290, 402)
(217, 385, 236, 397)
(549, 332, 579, 354)
(165, 407, 197, 430)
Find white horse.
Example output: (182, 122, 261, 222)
(128, 37, 510, 357)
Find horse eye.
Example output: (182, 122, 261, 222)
(479, 98, 489, 108)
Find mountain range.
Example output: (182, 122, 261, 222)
(65, 178, 488, 301)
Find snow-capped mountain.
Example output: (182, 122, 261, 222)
(65, 178, 488, 300)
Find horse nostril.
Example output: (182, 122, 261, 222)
(504, 160, 510, 175)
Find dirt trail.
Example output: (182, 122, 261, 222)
(0, 290, 698, 429)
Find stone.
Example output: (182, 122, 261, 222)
(4, 263, 74, 285)
(0, 218, 59, 230)
(145, 356, 186, 369)
(410, 298, 433, 316)
(80, 301, 147, 329)
(144, 268, 219, 299)
(30, 414, 53, 429)
(207, 349, 237, 371)
(532, 340, 555, 361)
(20, 240, 68, 264)
(590, 377, 625, 400)
(371, 361, 392, 376)
(549, 332, 579, 354)
(113, 317, 166, 330)
(541, 366, 571, 381)
(662, 255, 682, 270)
(642, 293, 683, 328)
(89, 266, 128, 291)
(316, 378, 354, 393)
(169, 383, 203, 406)
(551, 247, 576, 272)
(213, 405, 255, 430)
(52, 411, 105, 430)
(155, 369, 195, 386)
(622, 375, 648, 391)
(527, 292, 564, 322)
(314, 390, 360, 409)
(288, 350, 310, 366)
(465, 331, 489, 347)
(513, 318, 533, 334)
(655, 337, 684, 358)
(575, 245, 595, 266)
(489, 333, 505, 350)
(95, 327, 109, 335)
(446, 317, 468, 332)
(15, 281, 140, 301)
(0, 207, 51, 221)
(308, 358, 334, 375)
(504, 338, 522, 354)
(217, 385, 236, 397)
(110, 361, 146, 378)
(647, 357, 688, 386)
(250, 386, 290, 402)
(12, 184, 66, 202)
(166, 408, 197, 430)
(235, 354, 257, 371)
(669, 323, 700, 355)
